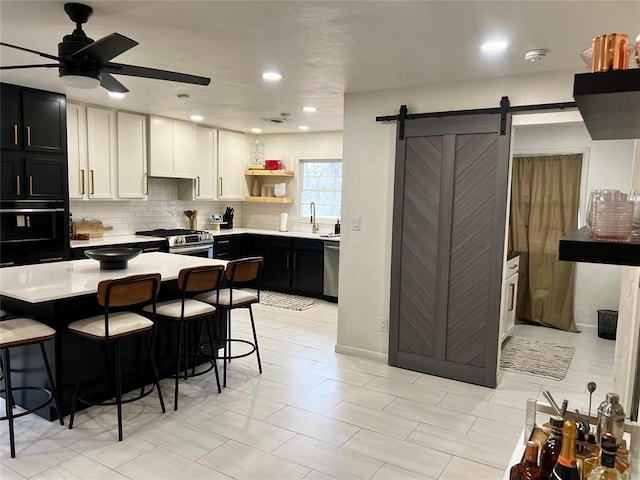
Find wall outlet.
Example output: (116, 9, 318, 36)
(378, 317, 388, 332)
(352, 216, 361, 231)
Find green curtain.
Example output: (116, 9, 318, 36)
(509, 154, 582, 332)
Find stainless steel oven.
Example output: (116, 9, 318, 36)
(136, 229, 214, 258)
(0, 200, 66, 249)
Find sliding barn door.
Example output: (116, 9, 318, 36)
(389, 114, 510, 388)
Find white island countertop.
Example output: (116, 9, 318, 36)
(70, 234, 165, 249)
(0, 252, 227, 303)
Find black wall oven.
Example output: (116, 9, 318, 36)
(0, 200, 66, 249)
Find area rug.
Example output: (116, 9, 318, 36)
(259, 291, 316, 311)
(500, 336, 575, 381)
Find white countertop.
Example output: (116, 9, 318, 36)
(70, 235, 165, 249)
(204, 227, 340, 242)
(0, 252, 227, 303)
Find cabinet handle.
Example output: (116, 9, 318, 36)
(217, 240, 230, 245)
(26, 126, 31, 146)
(39, 256, 64, 263)
(90, 170, 95, 195)
(143, 247, 161, 252)
(286, 252, 290, 270)
(508, 264, 518, 270)
(508, 283, 515, 311)
(13, 124, 18, 145)
(219, 177, 223, 196)
(29, 176, 33, 196)
(144, 173, 148, 195)
(16, 176, 20, 196)
(293, 252, 297, 270)
(80, 169, 85, 195)
(0, 262, 15, 267)
(197, 176, 201, 196)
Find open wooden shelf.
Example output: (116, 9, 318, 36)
(559, 226, 640, 266)
(244, 196, 293, 204)
(245, 169, 294, 177)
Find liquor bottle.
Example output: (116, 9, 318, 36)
(550, 420, 580, 480)
(510, 440, 542, 480)
(587, 433, 623, 480)
(540, 415, 564, 480)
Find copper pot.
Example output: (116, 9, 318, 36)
(591, 33, 629, 72)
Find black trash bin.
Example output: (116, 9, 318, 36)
(597, 309, 618, 340)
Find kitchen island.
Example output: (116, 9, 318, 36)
(0, 253, 227, 420)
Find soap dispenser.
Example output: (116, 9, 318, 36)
(334, 219, 340, 235)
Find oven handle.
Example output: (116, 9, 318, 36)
(0, 208, 65, 213)
(170, 244, 213, 254)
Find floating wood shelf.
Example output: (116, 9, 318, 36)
(244, 196, 293, 204)
(559, 226, 640, 267)
(573, 69, 640, 140)
(245, 169, 294, 177)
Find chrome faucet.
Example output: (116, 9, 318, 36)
(310, 202, 319, 233)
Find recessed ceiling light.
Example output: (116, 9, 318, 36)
(481, 40, 509, 53)
(298, 125, 310, 131)
(262, 71, 282, 81)
(190, 114, 203, 122)
(302, 106, 317, 113)
(107, 91, 126, 99)
(251, 127, 262, 133)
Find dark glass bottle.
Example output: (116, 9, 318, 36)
(550, 420, 580, 480)
(540, 415, 564, 480)
(334, 219, 340, 234)
(510, 440, 542, 480)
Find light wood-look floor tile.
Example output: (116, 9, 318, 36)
(326, 401, 419, 439)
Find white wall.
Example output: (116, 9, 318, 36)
(338, 69, 636, 357)
(242, 131, 343, 233)
(512, 123, 635, 329)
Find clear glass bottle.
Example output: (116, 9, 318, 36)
(540, 415, 564, 480)
(587, 433, 623, 480)
(510, 440, 542, 480)
(550, 420, 580, 480)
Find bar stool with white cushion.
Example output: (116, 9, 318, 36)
(0, 318, 64, 458)
(67, 273, 166, 441)
(195, 257, 264, 388)
(142, 264, 225, 411)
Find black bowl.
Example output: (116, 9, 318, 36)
(84, 247, 142, 270)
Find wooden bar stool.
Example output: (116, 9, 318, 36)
(0, 318, 64, 458)
(67, 273, 166, 441)
(195, 257, 264, 388)
(143, 264, 225, 411)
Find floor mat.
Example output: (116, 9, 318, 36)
(260, 290, 316, 311)
(500, 336, 575, 380)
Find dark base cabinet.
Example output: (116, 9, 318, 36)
(244, 234, 324, 298)
(213, 235, 245, 260)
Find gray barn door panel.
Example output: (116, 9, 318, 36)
(389, 114, 510, 388)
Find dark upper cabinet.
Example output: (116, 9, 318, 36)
(0, 83, 66, 153)
(1, 84, 22, 149)
(1, 152, 67, 200)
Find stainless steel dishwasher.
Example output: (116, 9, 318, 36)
(323, 240, 340, 298)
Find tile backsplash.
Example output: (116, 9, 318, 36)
(70, 177, 242, 235)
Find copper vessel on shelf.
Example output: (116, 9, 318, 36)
(591, 33, 629, 72)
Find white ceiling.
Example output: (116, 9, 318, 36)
(1, 1, 638, 134)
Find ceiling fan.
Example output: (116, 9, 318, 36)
(0, 2, 211, 93)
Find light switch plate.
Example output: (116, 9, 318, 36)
(352, 216, 361, 231)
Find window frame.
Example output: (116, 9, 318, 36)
(296, 157, 343, 222)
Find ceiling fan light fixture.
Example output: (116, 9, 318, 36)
(60, 73, 100, 89)
(108, 91, 126, 98)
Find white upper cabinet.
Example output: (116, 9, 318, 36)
(67, 102, 88, 199)
(149, 116, 195, 178)
(194, 126, 217, 200)
(86, 107, 116, 199)
(117, 112, 147, 199)
(217, 130, 246, 200)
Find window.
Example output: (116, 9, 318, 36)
(298, 159, 342, 219)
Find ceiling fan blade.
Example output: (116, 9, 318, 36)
(100, 73, 129, 93)
(0, 64, 60, 70)
(104, 62, 211, 86)
(71, 33, 138, 64)
(1, 42, 60, 61)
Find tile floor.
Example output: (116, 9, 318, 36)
(0, 301, 616, 479)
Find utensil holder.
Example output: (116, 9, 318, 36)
(188, 218, 197, 230)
